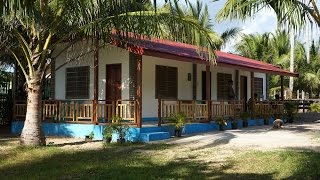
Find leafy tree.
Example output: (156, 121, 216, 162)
(0, 0, 216, 146)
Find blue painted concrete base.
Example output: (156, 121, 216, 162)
(11, 117, 277, 143)
(140, 132, 171, 142)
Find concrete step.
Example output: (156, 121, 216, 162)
(140, 132, 170, 142)
(140, 126, 163, 133)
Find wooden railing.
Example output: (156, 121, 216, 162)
(158, 99, 287, 126)
(159, 99, 244, 124)
(211, 100, 244, 118)
(14, 99, 137, 125)
(255, 101, 284, 117)
(159, 100, 210, 122)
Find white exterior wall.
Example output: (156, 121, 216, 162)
(254, 72, 267, 100)
(55, 45, 129, 100)
(54, 44, 267, 118)
(142, 55, 193, 118)
(98, 46, 129, 100)
(55, 43, 95, 100)
(195, 65, 267, 102)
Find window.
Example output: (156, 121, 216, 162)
(254, 77, 263, 98)
(155, 65, 178, 99)
(217, 73, 232, 100)
(66, 66, 90, 99)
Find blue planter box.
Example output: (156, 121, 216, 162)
(225, 121, 232, 130)
(269, 118, 274, 125)
(248, 119, 257, 126)
(237, 119, 243, 129)
(256, 119, 264, 126)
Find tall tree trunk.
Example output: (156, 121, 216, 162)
(20, 72, 46, 146)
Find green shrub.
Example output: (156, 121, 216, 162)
(169, 112, 186, 130)
(310, 103, 320, 113)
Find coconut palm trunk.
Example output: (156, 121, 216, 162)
(20, 71, 46, 146)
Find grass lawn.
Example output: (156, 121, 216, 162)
(1, 139, 320, 179)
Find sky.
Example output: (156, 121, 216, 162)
(158, 0, 319, 52)
(189, 0, 278, 52)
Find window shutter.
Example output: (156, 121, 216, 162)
(156, 65, 178, 99)
(217, 73, 232, 100)
(66, 66, 89, 99)
(254, 77, 263, 98)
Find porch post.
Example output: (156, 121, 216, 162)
(93, 39, 99, 124)
(250, 72, 254, 100)
(235, 70, 239, 100)
(136, 54, 143, 128)
(50, 59, 55, 100)
(280, 76, 284, 100)
(206, 65, 211, 121)
(192, 64, 197, 100)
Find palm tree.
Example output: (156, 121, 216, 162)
(216, 0, 319, 29)
(235, 33, 273, 62)
(164, 0, 240, 49)
(0, 0, 216, 146)
(235, 30, 306, 97)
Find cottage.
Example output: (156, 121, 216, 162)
(12, 37, 298, 141)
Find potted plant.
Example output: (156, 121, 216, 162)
(310, 102, 320, 112)
(111, 116, 129, 143)
(230, 117, 237, 129)
(85, 131, 94, 142)
(169, 112, 186, 137)
(263, 114, 270, 125)
(241, 112, 249, 127)
(284, 101, 298, 123)
(103, 125, 113, 144)
(216, 117, 227, 131)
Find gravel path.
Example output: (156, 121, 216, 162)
(166, 122, 320, 152)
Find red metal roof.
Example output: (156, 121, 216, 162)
(118, 35, 298, 77)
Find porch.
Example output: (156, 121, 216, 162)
(13, 99, 285, 127)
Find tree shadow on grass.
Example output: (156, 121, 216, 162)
(0, 143, 276, 180)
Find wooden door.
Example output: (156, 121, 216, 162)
(106, 64, 122, 100)
(202, 71, 211, 100)
(240, 76, 248, 110)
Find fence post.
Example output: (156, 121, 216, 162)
(91, 100, 95, 124)
(207, 100, 211, 122)
(56, 101, 59, 122)
(73, 102, 76, 122)
(233, 101, 236, 120)
(192, 100, 196, 121)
